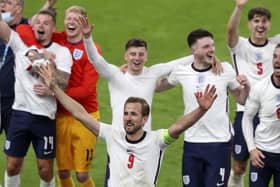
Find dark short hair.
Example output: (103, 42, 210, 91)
(37, 8, 57, 23)
(187, 29, 214, 47)
(248, 7, 271, 21)
(124, 97, 150, 117)
(275, 43, 280, 49)
(125, 38, 147, 50)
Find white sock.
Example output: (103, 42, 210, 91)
(4, 170, 20, 187)
(228, 169, 244, 187)
(40, 177, 55, 187)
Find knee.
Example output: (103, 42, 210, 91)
(58, 170, 71, 179)
(76, 172, 89, 183)
(38, 162, 54, 182)
(233, 161, 247, 175)
(6, 158, 23, 176)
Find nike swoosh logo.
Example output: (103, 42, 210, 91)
(216, 182, 224, 187)
(43, 151, 53, 155)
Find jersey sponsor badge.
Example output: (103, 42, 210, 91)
(250, 172, 258, 182)
(276, 94, 280, 102)
(234, 144, 242, 154)
(197, 74, 205, 84)
(73, 48, 84, 60)
(255, 52, 263, 62)
(5, 140, 11, 150)
(183, 175, 190, 185)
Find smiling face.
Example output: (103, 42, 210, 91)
(124, 46, 148, 75)
(33, 13, 56, 46)
(123, 102, 147, 135)
(64, 6, 86, 43)
(248, 14, 271, 44)
(273, 46, 280, 80)
(191, 36, 215, 67)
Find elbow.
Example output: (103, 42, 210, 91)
(238, 98, 246, 105)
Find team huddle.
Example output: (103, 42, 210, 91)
(0, 0, 279, 187)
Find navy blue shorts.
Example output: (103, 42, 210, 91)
(232, 111, 259, 161)
(249, 150, 280, 187)
(4, 110, 56, 159)
(0, 97, 14, 134)
(182, 141, 231, 187)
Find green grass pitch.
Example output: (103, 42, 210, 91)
(0, 0, 278, 186)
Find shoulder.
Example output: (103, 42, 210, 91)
(52, 32, 67, 43)
(21, 17, 29, 24)
(221, 62, 234, 72)
(221, 61, 233, 68)
(231, 36, 249, 50)
(254, 76, 271, 90)
(269, 34, 280, 44)
(219, 62, 236, 76)
(50, 42, 71, 55)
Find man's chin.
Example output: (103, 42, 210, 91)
(125, 129, 135, 135)
(35, 38, 44, 43)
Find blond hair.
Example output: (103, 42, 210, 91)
(65, 6, 87, 17)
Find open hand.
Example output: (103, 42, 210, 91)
(195, 84, 217, 111)
(250, 149, 265, 168)
(78, 16, 94, 39)
(37, 62, 57, 89)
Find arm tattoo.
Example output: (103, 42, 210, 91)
(55, 69, 70, 91)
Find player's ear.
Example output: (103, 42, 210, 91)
(52, 24, 56, 33)
(124, 51, 129, 61)
(142, 115, 149, 126)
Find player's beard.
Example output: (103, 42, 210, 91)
(125, 122, 142, 135)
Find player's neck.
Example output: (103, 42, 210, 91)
(126, 130, 145, 142)
(193, 60, 212, 71)
(249, 36, 268, 46)
(67, 34, 83, 44)
(128, 68, 143, 75)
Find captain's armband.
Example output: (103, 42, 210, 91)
(162, 129, 177, 145)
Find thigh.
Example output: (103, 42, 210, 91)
(0, 97, 13, 134)
(72, 113, 98, 172)
(31, 114, 56, 159)
(56, 114, 73, 170)
(267, 152, 280, 187)
(182, 142, 204, 187)
(4, 110, 31, 157)
(232, 112, 259, 161)
(204, 142, 231, 187)
(249, 162, 272, 187)
(274, 172, 280, 187)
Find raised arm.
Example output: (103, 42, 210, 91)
(30, 0, 57, 25)
(227, 0, 248, 48)
(168, 84, 217, 138)
(0, 14, 12, 43)
(41, 0, 57, 11)
(38, 63, 100, 136)
(79, 16, 119, 79)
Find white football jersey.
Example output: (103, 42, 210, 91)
(8, 31, 72, 119)
(84, 37, 194, 130)
(242, 76, 280, 153)
(229, 36, 277, 111)
(168, 62, 239, 142)
(99, 123, 168, 187)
